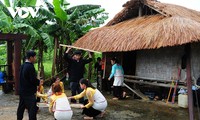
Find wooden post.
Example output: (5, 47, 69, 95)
(14, 39, 21, 95)
(7, 41, 13, 80)
(138, 3, 143, 17)
(186, 44, 194, 120)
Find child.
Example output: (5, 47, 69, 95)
(36, 79, 45, 101)
(36, 79, 48, 111)
(49, 84, 73, 120)
(47, 76, 65, 97)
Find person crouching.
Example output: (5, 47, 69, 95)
(49, 84, 73, 120)
(68, 78, 107, 120)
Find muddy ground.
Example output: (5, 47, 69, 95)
(0, 88, 200, 120)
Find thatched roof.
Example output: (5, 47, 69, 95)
(73, 0, 200, 52)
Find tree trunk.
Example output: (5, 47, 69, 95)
(57, 38, 63, 74)
(87, 53, 94, 80)
(37, 40, 44, 79)
(52, 37, 58, 77)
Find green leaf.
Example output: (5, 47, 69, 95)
(41, 33, 53, 49)
(20, 0, 37, 7)
(0, 1, 13, 17)
(53, 0, 68, 21)
(3, 0, 10, 7)
(14, 23, 39, 38)
(0, 10, 13, 32)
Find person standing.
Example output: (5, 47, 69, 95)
(64, 48, 92, 104)
(108, 57, 126, 100)
(94, 57, 103, 91)
(17, 50, 40, 120)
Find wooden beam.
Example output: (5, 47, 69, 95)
(144, 4, 169, 17)
(124, 78, 187, 89)
(59, 44, 101, 54)
(0, 33, 28, 41)
(124, 75, 173, 83)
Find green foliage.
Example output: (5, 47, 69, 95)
(53, 0, 68, 22)
(0, 10, 13, 33)
(41, 33, 54, 50)
(0, 0, 108, 78)
(3, 0, 10, 7)
(20, 0, 37, 7)
(35, 60, 52, 78)
(0, 44, 7, 65)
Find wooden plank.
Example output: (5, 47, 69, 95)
(37, 102, 49, 107)
(124, 75, 174, 83)
(124, 78, 187, 89)
(123, 83, 149, 100)
(59, 44, 101, 54)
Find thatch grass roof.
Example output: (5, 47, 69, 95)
(73, 0, 200, 52)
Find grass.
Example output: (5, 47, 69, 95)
(35, 60, 52, 80)
(0, 44, 7, 65)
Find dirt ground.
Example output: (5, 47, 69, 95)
(0, 88, 200, 120)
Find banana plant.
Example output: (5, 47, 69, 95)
(0, 0, 54, 78)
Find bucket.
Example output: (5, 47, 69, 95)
(178, 94, 188, 108)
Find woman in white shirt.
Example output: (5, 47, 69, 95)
(49, 84, 73, 120)
(68, 78, 107, 120)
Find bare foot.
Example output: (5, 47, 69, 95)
(84, 116, 93, 120)
(122, 91, 126, 98)
(112, 97, 119, 100)
(99, 111, 106, 117)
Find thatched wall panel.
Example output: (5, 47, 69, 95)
(135, 46, 184, 80)
(191, 43, 200, 80)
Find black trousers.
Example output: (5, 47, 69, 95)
(70, 82, 84, 104)
(193, 89, 200, 107)
(82, 99, 101, 117)
(113, 86, 123, 99)
(17, 95, 37, 120)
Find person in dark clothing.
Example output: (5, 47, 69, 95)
(64, 48, 92, 104)
(17, 50, 40, 120)
(94, 57, 103, 91)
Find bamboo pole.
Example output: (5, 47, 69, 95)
(59, 44, 101, 54)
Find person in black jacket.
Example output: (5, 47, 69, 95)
(64, 48, 92, 104)
(17, 50, 40, 120)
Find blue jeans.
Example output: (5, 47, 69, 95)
(17, 95, 37, 120)
(70, 82, 84, 104)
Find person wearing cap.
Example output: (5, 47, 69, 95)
(64, 48, 92, 104)
(17, 50, 40, 120)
